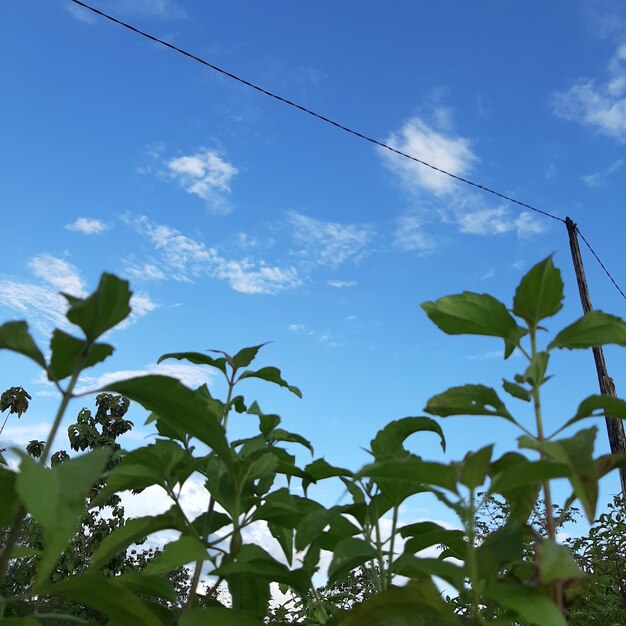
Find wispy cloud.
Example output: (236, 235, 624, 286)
(327, 280, 357, 288)
(124, 215, 301, 295)
(65, 217, 110, 235)
(581, 158, 624, 186)
(166, 149, 238, 214)
(552, 43, 626, 143)
(0, 255, 154, 336)
(65, 0, 187, 21)
(380, 114, 548, 249)
(27, 254, 85, 296)
(287, 211, 373, 268)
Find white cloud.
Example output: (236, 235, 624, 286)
(27, 254, 85, 296)
(287, 324, 305, 332)
(125, 215, 301, 295)
(552, 44, 626, 142)
(288, 211, 373, 268)
(65, 217, 110, 235)
(581, 158, 624, 186)
(327, 280, 357, 288)
(456, 208, 546, 238)
(379, 116, 477, 197)
(125, 263, 167, 282)
(75, 362, 215, 395)
(64, 2, 97, 23)
(166, 149, 238, 214)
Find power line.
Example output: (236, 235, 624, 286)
(69, 0, 626, 303)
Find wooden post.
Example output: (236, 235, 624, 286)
(565, 217, 626, 495)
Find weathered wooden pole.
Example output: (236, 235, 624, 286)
(565, 217, 626, 495)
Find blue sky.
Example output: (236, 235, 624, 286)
(2, 0, 626, 528)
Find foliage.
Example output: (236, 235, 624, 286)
(0, 258, 625, 625)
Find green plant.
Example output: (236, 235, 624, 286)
(0, 257, 625, 625)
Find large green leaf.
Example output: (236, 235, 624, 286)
(0, 466, 19, 527)
(519, 428, 599, 521)
(15, 448, 109, 586)
(327, 537, 378, 585)
(400, 521, 465, 559)
(536, 539, 585, 584)
(555, 394, 626, 434)
(0, 321, 46, 368)
(180, 608, 261, 626)
(549, 311, 626, 350)
(268, 521, 294, 565)
(158, 351, 228, 376)
(332, 579, 459, 625)
(214, 544, 309, 597)
(46, 575, 162, 626)
(359, 457, 458, 493)
(90, 506, 186, 571)
(295, 505, 352, 552)
(64, 273, 132, 341)
(302, 458, 353, 492)
(512, 256, 564, 326)
(48, 330, 113, 381)
(232, 343, 269, 369)
(483, 583, 567, 626)
(270, 428, 314, 455)
(425, 384, 519, 426)
(144, 536, 209, 575)
(238, 366, 302, 398)
(103, 375, 231, 462)
(490, 459, 570, 493)
(421, 291, 523, 358)
(371, 416, 446, 459)
(457, 445, 493, 490)
(392, 554, 465, 591)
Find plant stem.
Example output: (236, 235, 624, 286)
(386, 506, 399, 588)
(466, 488, 484, 625)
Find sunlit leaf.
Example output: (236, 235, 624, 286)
(421, 291, 524, 358)
(238, 366, 302, 398)
(15, 448, 109, 586)
(512, 256, 563, 326)
(549, 311, 626, 350)
(232, 343, 270, 369)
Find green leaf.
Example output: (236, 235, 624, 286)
(332, 579, 459, 625)
(48, 330, 113, 381)
(490, 459, 570, 493)
(102, 375, 231, 463)
(392, 554, 465, 591)
(0, 466, 19, 527)
(268, 522, 294, 565)
(0, 321, 46, 368)
(476, 522, 525, 580)
(144, 536, 209, 575)
(179, 608, 261, 626)
(513, 256, 564, 326)
(158, 351, 227, 376)
(425, 384, 519, 426)
(296, 505, 351, 552)
(327, 537, 377, 585)
(0, 618, 41, 625)
(519, 428, 599, 521)
(502, 379, 531, 402)
(214, 544, 309, 597)
(549, 310, 626, 350)
(15, 448, 109, 586)
(238, 366, 302, 398)
(90, 506, 186, 571)
(270, 428, 314, 455)
(371, 416, 446, 459)
(232, 343, 269, 369)
(421, 291, 523, 358)
(556, 394, 626, 434)
(359, 457, 458, 493)
(537, 539, 585, 584)
(246, 401, 281, 437)
(46, 575, 162, 626)
(400, 521, 465, 559)
(64, 273, 132, 341)
(457, 445, 493, 490)
(483, 583, 567, 626)
(523, 351, 550, 387)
